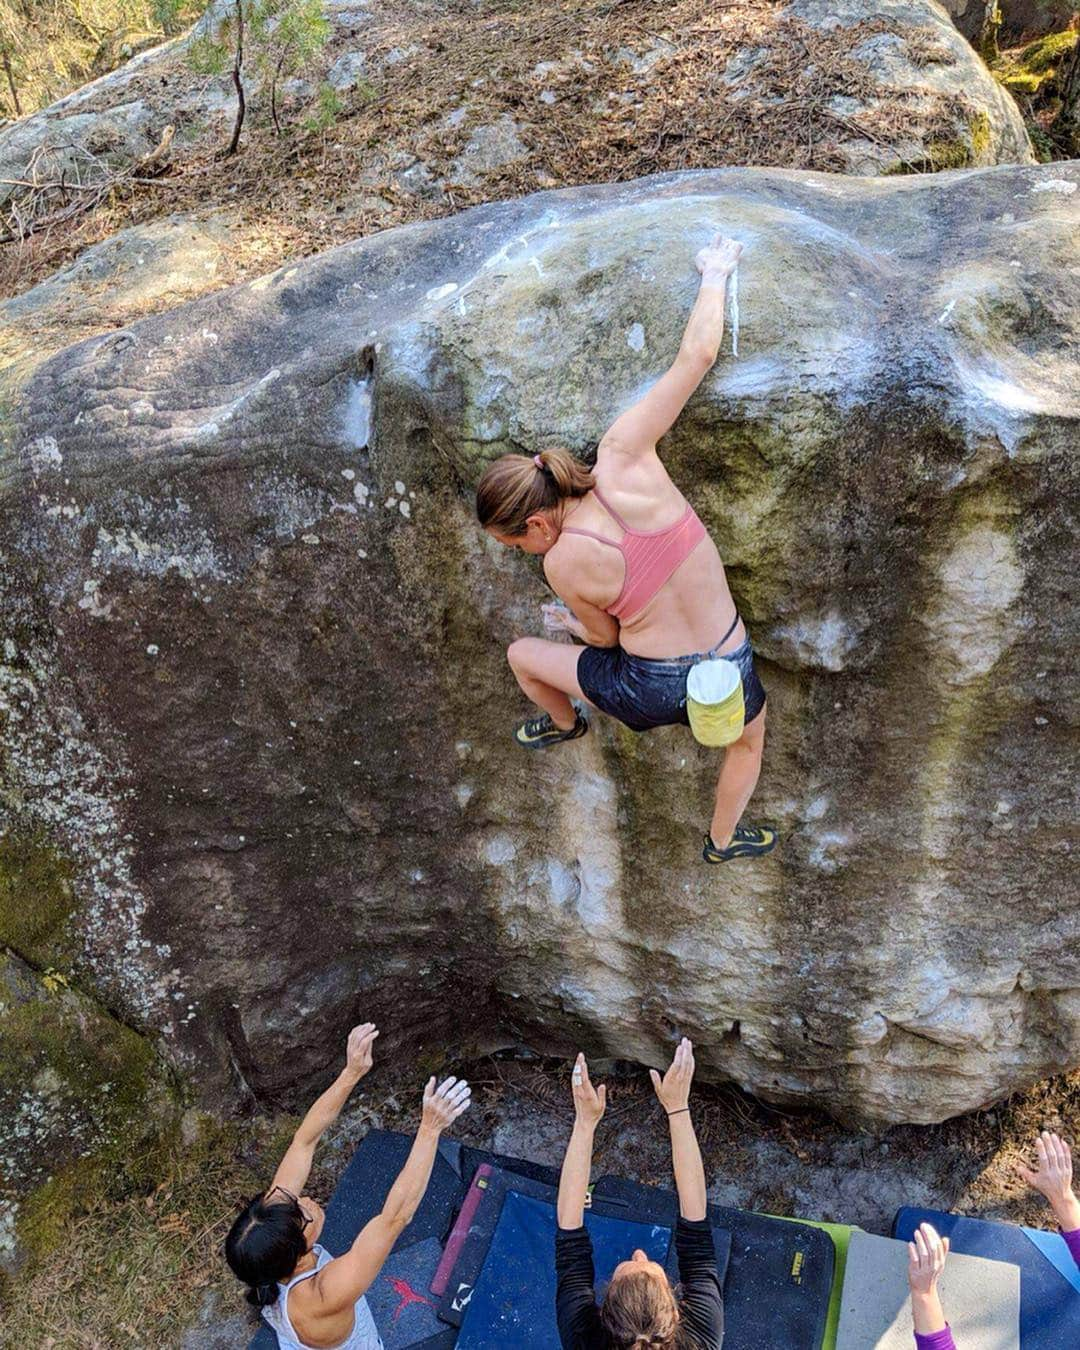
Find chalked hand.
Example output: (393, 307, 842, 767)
(422, 1075, 471, 1132)
(570, 1052, 606, 1127)
(696, 233, 742, 282)
(345, 1022, 379, 1078)
(542, 601, 586, 640)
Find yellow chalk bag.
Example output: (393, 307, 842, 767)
(686, 658, 744, 748)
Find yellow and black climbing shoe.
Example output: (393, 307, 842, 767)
(702, 825, 777, 864)
(514, 711, 589, 750)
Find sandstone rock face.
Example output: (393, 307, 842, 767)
(0, 944, 176, 1271)
(2, 162, 1078, 1146)
(783, 0, 1033, 171)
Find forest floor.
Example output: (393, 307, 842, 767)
(4, 1055, 1078, 1348)
(2, 0, 1073, 310)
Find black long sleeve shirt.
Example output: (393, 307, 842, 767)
(555, 1216, 725, 1349)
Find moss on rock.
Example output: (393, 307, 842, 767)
(0, 832, 79, 971)
(994, 28, 1078, 95)
(0, 952, 180, 1269)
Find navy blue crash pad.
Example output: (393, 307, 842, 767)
(246, 1129, 826, 1349)
(894, 1205, 1080, 1350)
(457, 1189, 674, 1349)
(594, 1175, 834, 1350)
(443, 1167, 731, 1344)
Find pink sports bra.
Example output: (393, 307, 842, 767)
(561, 487, 708, 622)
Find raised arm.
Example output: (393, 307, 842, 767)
(598, 235, 743, 460)
(270, 1022, 379, 1197)
(650, 1037, 706, 1221)
(1018, 1132, 1080, 1253)
(557, 1053, 607, 1228)
(314, 1076, 471, 1309)
(555, 1054, 607, 1349)
(907, 1223, 954, 1348)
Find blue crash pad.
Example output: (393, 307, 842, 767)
(456, 1187, 732, 1350)
(457, 1189, 673, 1349)
(894, 1206, 1080, 1350)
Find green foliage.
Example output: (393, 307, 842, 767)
(186, 27, 229, 75)
(192, 0, 333, 149)
(0, 0, 205, 117)
(302, 77, 341, 132)
(250, 0, 330, 75)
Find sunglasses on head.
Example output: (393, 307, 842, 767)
(264, 1185, 314, 1229)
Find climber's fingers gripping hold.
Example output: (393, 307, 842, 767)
(695, 235, 743, 281)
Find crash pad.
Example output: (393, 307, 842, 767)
(894, 1206, 1080, 1350)
(837, 1230, 1019, 1349)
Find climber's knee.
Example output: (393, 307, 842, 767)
(735, 703, 766, 755)
(507, 637, 532, 675)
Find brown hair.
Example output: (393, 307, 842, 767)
(475, 447, 595, 537)
(600, 1268, 682, 1349)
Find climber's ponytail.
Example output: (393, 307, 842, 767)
(476, 447, 595, 537)
(224, 1191, 308, 1310)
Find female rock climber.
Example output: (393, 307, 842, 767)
(475, 234, 773, 864)
(554, 1039, 724, 1349)
(224, 1022, 470, 1350)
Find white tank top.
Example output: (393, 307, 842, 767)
(261, 1244, 384, 1350)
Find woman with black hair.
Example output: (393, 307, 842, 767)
(225, 1022, 470, 1349)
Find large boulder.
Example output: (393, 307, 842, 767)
(2, 161, 1078, 1143)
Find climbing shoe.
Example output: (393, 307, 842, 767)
(703, 825, 777, 864)
(514, 711, 589, 750)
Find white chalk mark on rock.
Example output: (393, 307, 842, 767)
(1030, 178, 1076, 196)
(728, 264, 739, 358)
(343, 377, 371, 450)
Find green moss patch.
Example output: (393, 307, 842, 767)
(1, 1113, 264, 1347)
(0, 952, 180, 1270)
(0, 831, 79, 971)
(994, 29, 1078, 95)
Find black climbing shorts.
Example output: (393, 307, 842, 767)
(576, 635, 766, 734)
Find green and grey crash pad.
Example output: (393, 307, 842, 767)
(894, 1206, 1080, 1349)
(778, 1216, 861, 1350)
(836, 1231, 1020, 1349)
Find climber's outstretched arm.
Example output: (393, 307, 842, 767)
(270, 1022, 379, 1197)
(313, 1076, 471, 1310)
(597, 235, 742, 460)
(556, 1053, 607, 1229)
(649, 1038, 706, 1222)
